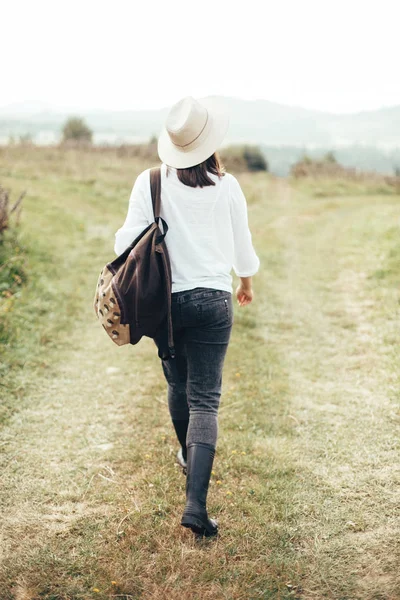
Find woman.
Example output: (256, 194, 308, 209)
(114, 96, 260, 539)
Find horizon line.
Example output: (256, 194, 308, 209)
(0, 96, 399, 117)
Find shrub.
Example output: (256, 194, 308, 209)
(0, 187, 24, 235)
(0, 187, 26, 347)
(220, 145, 268, 173)
(243, 145, 269, 171)
(290, 155, 400, 195)
(324, 151, 337, 164)
(291, 154, 353, 178)
(0, 229, 27, 301)
(62, 117, 93, 144)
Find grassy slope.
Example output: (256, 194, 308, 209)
(0, 147, 399, 600)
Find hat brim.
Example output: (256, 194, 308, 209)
(157, 96, 230, 169)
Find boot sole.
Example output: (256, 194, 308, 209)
(181, 514, 218, 538)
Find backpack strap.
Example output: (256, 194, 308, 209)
(149, 166, 175, 358)
(150, 167, 162, 220)
(150, 166, 168, 244)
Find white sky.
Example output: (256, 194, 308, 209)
(2, 0, 400, 114)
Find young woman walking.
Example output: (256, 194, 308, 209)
(114, 96, 260, 539)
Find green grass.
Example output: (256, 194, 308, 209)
(0, 146, 399, 599)
(0, 228, 27, 337)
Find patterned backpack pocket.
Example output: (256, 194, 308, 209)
(94, 265, 130, 346)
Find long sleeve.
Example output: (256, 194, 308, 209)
(229, 174, 260, 277)
(114, 170, 153, 256)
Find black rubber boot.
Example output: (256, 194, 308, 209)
(180, 442, 218, 538)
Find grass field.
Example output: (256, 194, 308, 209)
(0, 146, 399, 600)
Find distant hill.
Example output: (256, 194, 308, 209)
(224, 98, 400, 148)
(1, 96, 400, 148)
(262, 145, 400, 177)
(1, 97, 400, 175)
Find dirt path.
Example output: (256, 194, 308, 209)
(262, 180, 400, 598)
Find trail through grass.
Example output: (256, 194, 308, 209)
(0, 148, 399, 599)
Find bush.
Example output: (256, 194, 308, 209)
(243, 145, 269, 171)
(62, 117, 93, 144)
(220, 145, 268, 173)
(324, 151, 337, 164)
(0, 187, 26, 348)
(291, 154, 353, 178)
(0, 186, 24, 235)
(289, 155, 400, 195)
(0, 229, 27, 301)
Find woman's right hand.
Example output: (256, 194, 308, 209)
(236, 277, 254, 306)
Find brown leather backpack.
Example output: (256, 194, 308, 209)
(93, 167, 175, 359)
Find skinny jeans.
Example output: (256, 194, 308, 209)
(154, 287, 233, 449)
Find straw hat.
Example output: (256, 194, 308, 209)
(157, 96, 229, 169)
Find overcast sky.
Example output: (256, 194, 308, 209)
(2, 0, 400, 114)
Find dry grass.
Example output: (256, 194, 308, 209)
(0, 146, 399, 599)
(291, 156, 400, 189)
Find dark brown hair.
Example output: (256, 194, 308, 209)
(166, 152, 225, 188)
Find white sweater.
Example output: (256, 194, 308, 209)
(114, 163, 260, 293)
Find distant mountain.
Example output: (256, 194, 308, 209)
(220, 97, 400, 148)
(0, 96, 399, 149)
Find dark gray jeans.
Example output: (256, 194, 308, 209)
(154, 287, 233, 449)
